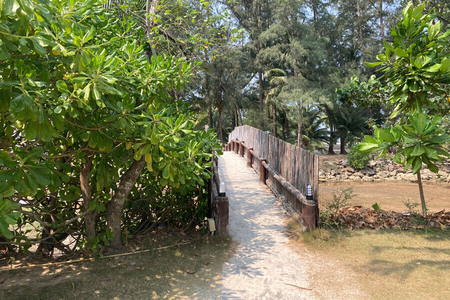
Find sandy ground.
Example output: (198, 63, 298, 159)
(319, 181, 449, 212)
(218, 152, 368, 299)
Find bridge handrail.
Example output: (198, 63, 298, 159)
(225, 125, 318, 231)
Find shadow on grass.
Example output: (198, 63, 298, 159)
(0, 235, 234, 300)
(367, 259, 450, 279)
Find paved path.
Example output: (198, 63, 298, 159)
(219, 152, 314, 299)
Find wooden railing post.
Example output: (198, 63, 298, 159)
(302, 199, 317, 232)
(259, 159, 267, 184)
(247, 148, 253, 168)
(235, 141, 239, 154)
(216, 196, 229, 234)
(239, 141, 244, 157)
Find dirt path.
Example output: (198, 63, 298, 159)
(219, 152, 313, 299)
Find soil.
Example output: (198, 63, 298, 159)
(318, 155, 450, 212)
(319, 181, 449, 212)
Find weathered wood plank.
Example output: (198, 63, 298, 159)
(228, 125, 319, 230)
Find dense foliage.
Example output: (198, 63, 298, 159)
(0, 0, 222, 253)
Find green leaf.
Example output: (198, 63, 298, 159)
(423, 64, 441, 73)
(162, 165, 170, 179)
(0, 221, 14, 239)
(428, 21, 441, 40)
(411, 113, 427, 134)
(34, 11, 44, 22)
(394, 48, 408, 58)
(28, 166, 51, 187)
(56, 80, 69, 93)
(372, 203, 381, 211)
(357, 142, 378, 153)
(363, 135, 379, 144)
(411, 157, 422, 174)
(364, 61, 382, 68)
(32, 39, 46, 56)
(422, 155, 439, 173)
(1, 0, 14, 16)
(379, 129, 395, 143)
(411, 144, 425, 156)
(151, 125, 159, 145)
(0, 150, 13, 166)
(0, 44, 10, 60)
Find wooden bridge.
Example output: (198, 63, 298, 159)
(210, 125, 320, 235)
(207, 125, 320, 297)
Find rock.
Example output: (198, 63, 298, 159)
(385, 177, 397, 181)
(362, 168, 376, 176)
(346, 166, 355, 173)
(378, 171, 389, 178)
(405, 174, 417, 181)
(362, 176, 373, 182)
(389, 170, 397, 176)
(353, 172, 363, 178)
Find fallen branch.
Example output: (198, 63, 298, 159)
(284, 283, 313, 291)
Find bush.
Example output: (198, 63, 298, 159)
(347, 143, 371, 169)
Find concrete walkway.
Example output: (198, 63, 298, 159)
(219, 152, 313, 299)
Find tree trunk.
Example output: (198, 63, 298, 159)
(340, 130, 347, 154)
(236, 104, 243, 126)
(324, 105, 335, 154)
(231, 108, 236, 130)
(297, 100, 302, 148)
(145, 0, 159, 59)
(312, 0, 319, 39)
(107, 157, 146, 249)
(272, 103, 277, 137)
(356, 0, 364, 61)
(208, 106, 213, 129)
(283, 109, 289, 139)
(81, 151, 95, 242)
(297, 121, 303, 148)
(417, 171, 427, 217)
(258, 68, 264, 127)
(218, 106, 223, 143)
(379, 0, 385, 41)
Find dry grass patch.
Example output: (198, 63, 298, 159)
(289, 221, 450, 300)
(0, 233, 233, 300)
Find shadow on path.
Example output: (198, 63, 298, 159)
(219, 152, 313, 299)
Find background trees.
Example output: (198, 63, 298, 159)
(205, 0, 410, 153)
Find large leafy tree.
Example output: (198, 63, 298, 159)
(0, 0, 221, 251)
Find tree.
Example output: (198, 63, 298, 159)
(0, 0, 222, 251)
(225, 0, 276, 122)
(359, 1, 449, 217)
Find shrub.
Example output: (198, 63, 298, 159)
(347, 143, 371, 169)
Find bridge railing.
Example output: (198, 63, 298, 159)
(225, 125, 319, 231)
(208, 155, 228, 235)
